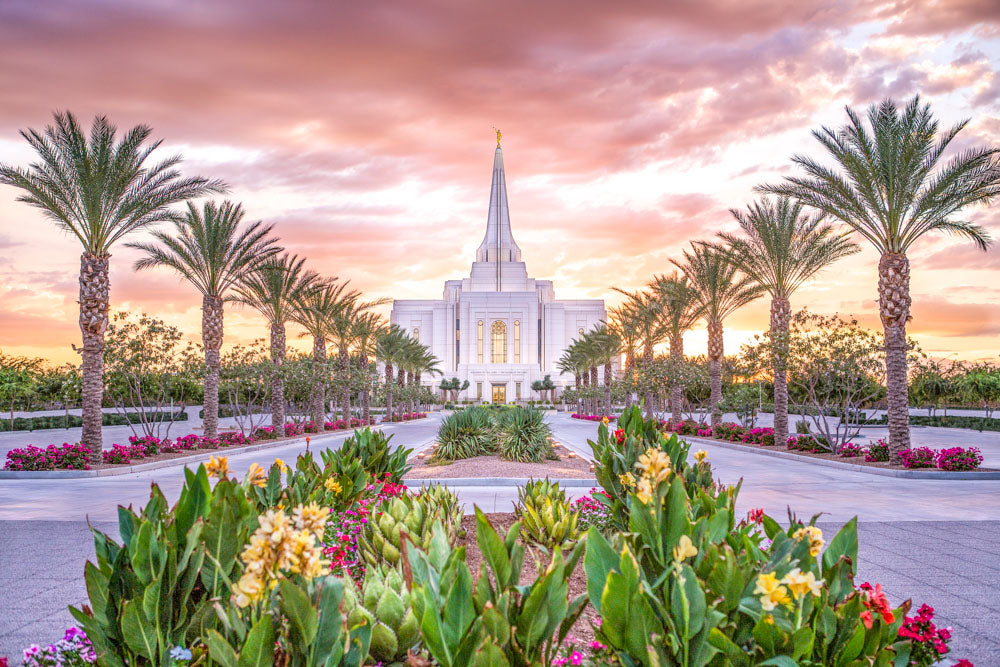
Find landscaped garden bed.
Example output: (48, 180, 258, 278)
(406, 451, 593, 479)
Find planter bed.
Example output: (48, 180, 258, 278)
(407, 449, 593, 479)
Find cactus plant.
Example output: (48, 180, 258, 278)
(344, 567, 420, 664)
(516, 478, 580, 550)
(359, 485, 463, 568)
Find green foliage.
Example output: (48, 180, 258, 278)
(335, 427, 411, 483)
(70, 466, 256, 666)
(344, 567, 420, 664)
(495, 406, 553, 462)
(359, 485, 463, 569)
(0, 410, 187, 432)
(433, 406, 495, 460)
(515, 479, 580, 551)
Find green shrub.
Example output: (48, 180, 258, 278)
(331, 427, 411, 483)
(433, 406, 495, 460)
(516, 478, 580, 550)
(495, 406, 552, 462)
(359, 484, 463, 570)
(0, 410, 187, 432)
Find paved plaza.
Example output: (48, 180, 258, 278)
(1, 413, 998, 662)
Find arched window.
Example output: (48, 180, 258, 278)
(491, 320, 507, 364)
(477, 320, 484, 363)
(412, 327, 419, 341)
(513, 320, 520, 363)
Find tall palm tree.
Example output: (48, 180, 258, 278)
(351, 311, 388, 423)
(719, 197, 858, 449)
(326, 298, 389, 421)
(291, 279, 360, 425)
(672, 242, 763, 426)
(556, 345, 588, 414)
(587, 324, 621, 416)
(0, 112, 224, 458)
(608, 303, 641, 409)
(761, 96, 999, 453)
(613, 288, 668, 418)
(376, 325, 409, 421)
(649, 273, 707, 424)
(412, 346, 442, 412)
(129, 201, 280, 438)
(234, 254, 319, 428)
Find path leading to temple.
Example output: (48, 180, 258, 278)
(1, 412, 997, 662)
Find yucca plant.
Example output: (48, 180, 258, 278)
(344, 566, 421, 664)
(433, 406, 495, 461)
(360, 485, 463, 569)
(516, 479, 581, 551)
(496, 406, 553, 463)
(328, 427, 411, 482)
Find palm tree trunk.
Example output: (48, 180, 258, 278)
(879, 252, 912, 455)
(707, 319, 723, 426)
(384, 362, 394, 423)
(604, 361, 613, 416)
(574, 372, 582, 414)
(590, 366, 598, 415)
(361, 355, 371, 424)
(624, 350, 635, 409)
(270, 321, 286, 428)
(79, 252, 109, 464)
(642, 344, 654, 419)
(202, 295, 224, 439)
(311, 336, 327, 426)
(397, 368, 406, 418)
(670, 334, 683, 425)
(339, 347, 350, 421)
(415, 371, 422, 412)
(406, 370, 415, 413)
(770, 296, 791, 448)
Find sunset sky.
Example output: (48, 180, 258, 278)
(1, 0, 999, 365)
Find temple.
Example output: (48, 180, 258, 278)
(389, 139, 610, 403)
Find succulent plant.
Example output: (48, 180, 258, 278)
(516, 478, 580, 550)
(360, 484, 463, 568)
(344, 567, 420, 664)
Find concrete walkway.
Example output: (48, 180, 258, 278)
(1, 412, 997, 663)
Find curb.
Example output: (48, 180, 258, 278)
(0, 419, 435, 479)
(404, 477, 598, 487)
(683, 435, 1000, 480)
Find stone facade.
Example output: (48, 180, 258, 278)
(389, 143, 610, 402)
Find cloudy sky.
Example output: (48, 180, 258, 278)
(1, 0, 999, 364)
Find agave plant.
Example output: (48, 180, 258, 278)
(359, 485, 463, 568)
(496, 406, 553, 463)
(433, 406, 495, 461)
(344, 566, 420, 664)
(328, 427, 411, 483)
(516, 478, 580, 550)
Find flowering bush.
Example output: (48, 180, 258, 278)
(740, 426, 775, 446)
(22, 627, 95, 666)
(662, 419, 706, 435)
(713, 422, 746, 441)
(385, 412, 428, 422)
(899, 446, 936, 469)
(127, 435, 165, 456)
(284, 422, 305, 437)
(837, 442, 864, 458)
(935, 446, 983, 471)
(218, 431, 250, 446)
(573, 488, 613, 534)
(323, 476, 408, 580)
(101, 443, 147, 464)
(786, 434, 828, 453)
(570, 413, 617, 422)
(696, 427, 713, 437)
(865, 438, 891, 462)
(251, 425, 278, 440)
(301, 420, 320, 433)
(4, 443, 92, 471)
(898, 604, 953, 665)
(174, 434, 201, 450)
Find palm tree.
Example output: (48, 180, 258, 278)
(291, 279, 360, 425)
(649, 273, 707, 424)
(412, 347, 442, 411)
(129, 201, 279, 438)
(326, 298, 388, 421)
(719, 197, 858, 449)
(234, 254, 319, 428)
(613, 288, 668, 418)
(608, 303, 641, 409)
(761, 96, 999, 453)
(672, 242, 763, 426)
(556, 345, 588, 414)
(376, 325, 409, 422)
(0, 112, 224, 458)
(588, 324, 621, 416)
(351, 311, 388, 423)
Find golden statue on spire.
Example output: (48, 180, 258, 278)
(496, 128, 502, 148)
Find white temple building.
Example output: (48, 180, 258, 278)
(389, 138, 611, 403)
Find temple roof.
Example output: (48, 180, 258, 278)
(475, 145, 522, 264)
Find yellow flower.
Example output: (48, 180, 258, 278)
(618, 472, 636, 488)
(206, 455, 230, 480)
(693, 449, 708, 463)
(324, 477, 342, 494)
(781, 568, 823, 598)
(636, 448, 672, 483)
(754, 572, 792, 611)
(673, 535, 698, 562)
(601, 416, 610, 425)
(274, 458, 289, 473)
(636, 476, 654, 504)
(792, 526, 825, 557)
(246, 462, 267, 488)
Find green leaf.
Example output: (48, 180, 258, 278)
(822, 517, 858, 575)
(206, 629, 240, 667)
(278, 579, 319, 649)
(759, 657, 799, 667)
(475, 508, 511, 587)
(792, 626, 815, 660)
(312, 577, 346, 666)
(238, 615, 276, 667)
(583, 527, 618, 610)
(121, 599, 157, 660)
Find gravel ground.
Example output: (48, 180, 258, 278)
(406, 452, 593, 478)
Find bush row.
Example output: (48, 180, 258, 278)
(0, 410, 188, 432)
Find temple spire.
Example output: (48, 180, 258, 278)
(476, 141, 522, 266)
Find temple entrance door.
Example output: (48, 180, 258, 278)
(491, 383, 506, 404)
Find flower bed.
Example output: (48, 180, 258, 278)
(899, 446, 936, 469)
(383, 412, 427, 422)
(935, 446, 983, 471)
(570, 413, 618, 422)
(2, 443, 92, 471)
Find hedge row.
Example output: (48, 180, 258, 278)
(0, 410, 188, 432)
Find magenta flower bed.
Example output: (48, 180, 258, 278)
(899, 446, 936, 469)
(384, 412, 427, 422)
(935, 446, 983, 471)
(837, 442, 864, 458)
(570, 413, 617, 422)
(3, 443, 93, 471)
(740, 427, 775, 446)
